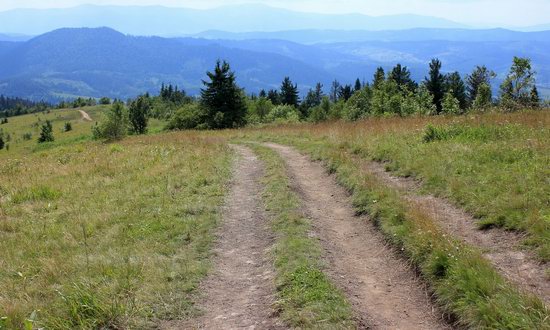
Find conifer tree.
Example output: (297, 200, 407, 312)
(389, 64, 416, 92)
(129, 94, 151, 134)
(425, 58, 445, 113)
(466, 66, 495, 104)
(38, 120, 54, 143)
(445, 72, 467, 110)
(280, 77, 300, 108)
(373, 67, 386, 89)
(201, 60, 247, 129)
(354, 78, 362, 92)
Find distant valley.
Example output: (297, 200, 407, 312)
(0, 26, 549, 101)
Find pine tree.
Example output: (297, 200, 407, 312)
(442, 91, 461, 114)
(267, 89, 281, 105)
(338, 85, 354, 102)
(38, 120, 54, 143)
(466, 66, 495, 104)
(373, 67, 386, 90)
(354, 78, 362, 92)
(389, 64, 416, 92)
(129, 94, 151, 134)
(445, 72, 467, 110)
(280, 77, 300, 107)
(530, 86, 540, 108)
(425, 58, 445, 113)
(472, 83, 492, 110)
(0, 136, 4, 150)
(201, 60, 247, 129)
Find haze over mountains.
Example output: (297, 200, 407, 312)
(0, 4, 548, 101)
(0, 4, 469, 36)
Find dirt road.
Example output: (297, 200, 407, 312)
(265, 143, 450, 329)
(174, 145, 283, 329)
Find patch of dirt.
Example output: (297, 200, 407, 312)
(360, 159, 550, 304)
(165, 145, 284, 329)
(265, 143, 450, 330)
(79, 110, 92, 121)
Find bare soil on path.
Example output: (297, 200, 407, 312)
(170, 145, 284, 330)
(362, 159, 550, 304)
(79, 110, 92, 121)
(265, 143, 450, 330)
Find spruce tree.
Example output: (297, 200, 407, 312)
(373, 67, 386, 90)
(466, 66, 495, 104)
(38, 120, 54, 143)
(280, 77, 300, 108)
(389, 64, 416, 92)
(129, 94, 151, 134)
(201, 60, 247, 129)
(425, 59, 445, 113)
(445, 72, 467, 110)
(530, 86, 540, 108)
(354, 78, 362, 92)
(267, 89, 281, 105)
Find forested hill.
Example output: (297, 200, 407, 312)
(0, 27, 548, 101)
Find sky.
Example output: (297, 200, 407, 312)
(0, 0, 549, 27)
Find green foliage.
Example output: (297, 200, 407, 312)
(499, 57, 536, 109)
(445, 72, 467, 110)
(389, 63, 417, 92)
(38, 120, 54, 143)
(247, 97, 273, 124)
(280, 77, 300, 108)
(0, 136, 4, 150)
(309, 96, 330, 123)
(166, 103, 205, 130)
(92, 102, 128, 141)
(200, 60, 247, 129)
(266, 105, 301, 124)
(466, 66, 495, 104)
(99, 97, 111, 105)
(343, 86, 371, 121)
(441, 91, 461, 115)
(472, 83, 493, 110)
(425, 58, 445, 113)
(63, 122, 72, 132)
(128, 94, 151, 134)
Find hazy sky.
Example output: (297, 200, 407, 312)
(1, 0, 549, 27)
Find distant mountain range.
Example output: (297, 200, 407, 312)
(0, 4, 468, 36)
(0, 27, 548, 101)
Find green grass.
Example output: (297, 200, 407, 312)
(0, 106, 166, 157)
(237, 110, 550, 328)
(0, 132, 232, 329)
(360, 115, 550, 261)
(248, 143, 354, 329)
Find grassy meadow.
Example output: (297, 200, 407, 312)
(0, 108, 232, 328)
(235, 109, 550, 328)
(0, 106, 549, 329)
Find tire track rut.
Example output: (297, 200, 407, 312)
(265, 143, 450, 330)
(173, 145, 284, 329)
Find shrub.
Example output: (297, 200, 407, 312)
(63, 122, 72, 132)
(266, 105, 301, 124)
(38, 120, 54, 143)
(128, 94, 151, 134)
(92, 102, 128, 141)
(166, 103, 205, 130)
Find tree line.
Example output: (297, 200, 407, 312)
(37, 56, 548, 141)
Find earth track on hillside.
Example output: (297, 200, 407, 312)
(265, 143, 451, 330)
(360, 158, 550, 304)
(79, 110, 92, 121)
(167, 145, 284, 329)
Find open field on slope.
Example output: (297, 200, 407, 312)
(0, 105, 166, 157)
(0, 130, 232, 328)
(1, 108, 549, 329)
